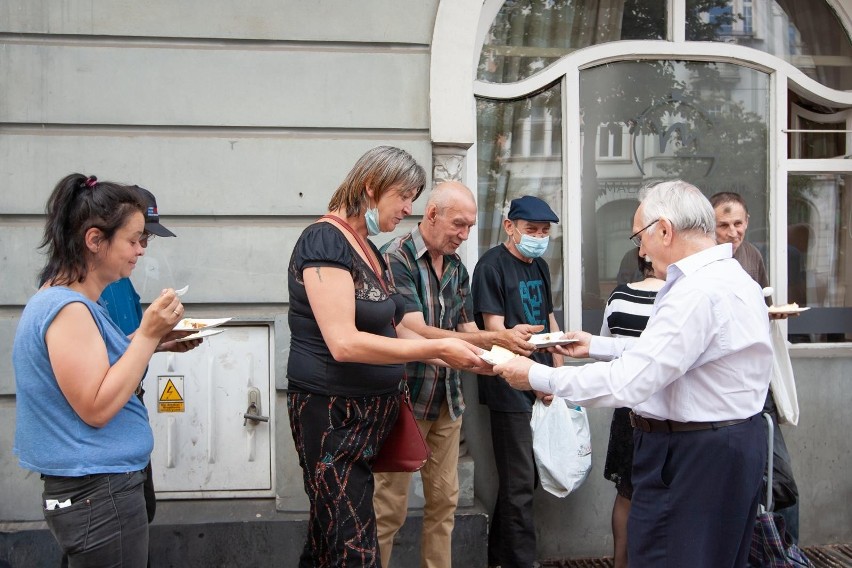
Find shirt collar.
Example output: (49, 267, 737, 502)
(410, 224, 461, 269)
(410, 224, 430, 259)
(667, 243, 733, 280)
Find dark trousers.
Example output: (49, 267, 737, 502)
(488, 410, 537, 568)
(61, 391, 155, 568)
(44, 471, 148, 568)
(628, 416, 766, 568)
(287, 391, 399, 568)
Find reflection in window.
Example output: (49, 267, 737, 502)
(477, 83, 563, 311)
(796, 117, 846, 159)
(579, 60, 769, 331)
(787, 174, 852, 342)
(477, 0, 666, 83)
(788, 101, 849, 160)
(686, 0, 852, 90)
(598, 124, 625, 159)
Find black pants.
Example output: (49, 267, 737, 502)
(287, 391, 399, 568)
(45, 471, 148, 568)
(488, 410, 538, 568)
(629, 416, 766, 568)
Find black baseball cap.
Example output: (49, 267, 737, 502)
(134, 185, 176, 237)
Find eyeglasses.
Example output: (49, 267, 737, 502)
(140, 232, 156, 248)
(629, 219, 659, 247)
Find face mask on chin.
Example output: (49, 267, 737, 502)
(365, 204, 381, 236)
(514, 228, 549, 259)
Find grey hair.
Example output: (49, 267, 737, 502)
(639, 180, 715, 240)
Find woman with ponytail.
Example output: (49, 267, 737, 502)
(13, 173, 187, 567)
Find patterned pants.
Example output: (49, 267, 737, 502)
(288, 391, 399, 568)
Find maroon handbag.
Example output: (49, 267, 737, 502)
(318, 215, 430, 473)
(373, 385, 430, 472)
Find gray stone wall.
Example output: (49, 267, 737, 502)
(0, 0, 436, 522)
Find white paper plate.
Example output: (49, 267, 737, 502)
(480, 350, 518, 366)
(529, 333, 579, 348)
(768, 306, 810, 315)
(175, 328, 226, 342)
(173, 317, 232, 332)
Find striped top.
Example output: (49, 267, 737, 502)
(600, 284, 658, 338)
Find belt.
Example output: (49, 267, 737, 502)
(629, 411, 750, 433)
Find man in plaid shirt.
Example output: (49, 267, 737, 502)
(373, 181, 540, 568)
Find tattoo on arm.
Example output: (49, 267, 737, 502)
(315, 267, 323, 282)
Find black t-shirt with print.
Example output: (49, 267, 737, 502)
(473, 244, 555, 412)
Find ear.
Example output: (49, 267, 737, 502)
(426, 203, 439, 223)
(659, 218, 674, 245)
(365, 183, 375, 200)
(502, 218, 515, 237)
(84, 227, 104, 254)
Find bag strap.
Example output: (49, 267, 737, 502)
(319, 214, 390, 295)
(320, 215, 409, 395)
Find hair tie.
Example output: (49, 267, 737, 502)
(84, 176, 98, 188)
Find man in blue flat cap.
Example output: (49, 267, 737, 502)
(473, 195, 563, 568)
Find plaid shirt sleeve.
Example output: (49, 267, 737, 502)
(383, 248, 424, 315)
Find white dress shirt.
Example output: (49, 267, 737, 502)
(529, 244, 772, 422)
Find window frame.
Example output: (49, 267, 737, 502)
(470, 7, 852, 343)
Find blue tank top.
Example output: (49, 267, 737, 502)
(13, 287, 154, 476)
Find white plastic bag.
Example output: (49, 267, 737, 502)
(530, 398, 592, 497)
(769, 320, 800, 426)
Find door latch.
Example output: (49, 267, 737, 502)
(243, 386, 269, 426)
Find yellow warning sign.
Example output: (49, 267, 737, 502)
(158, 376, 185, 413)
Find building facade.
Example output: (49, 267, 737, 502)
(2, 0, 851, 564)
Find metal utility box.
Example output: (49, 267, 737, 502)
(145, 324, 274, 499)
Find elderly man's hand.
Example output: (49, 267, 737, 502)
(493, 356, 535, 391)
(534, 390, 554, 406)
(494, 324, 543, 356)
(769, 311, 800, 320)
(547, 330, 592, 359)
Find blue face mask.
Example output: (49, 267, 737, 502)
(514, 229, 549, 258)
(365, 205, 381, 236)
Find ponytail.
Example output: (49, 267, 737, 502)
(38, 173, 145, 286)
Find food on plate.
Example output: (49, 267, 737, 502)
(481, 345, 518, 365)
(173, 317, 232, 331)
(529, 332, 577, 347)
(534, 332, 560, 342)
(768, 302, 809, 315)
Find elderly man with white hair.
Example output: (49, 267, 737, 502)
(494, 180, 773, 568)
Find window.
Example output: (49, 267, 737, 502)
(579, 60, 769, 331)
(597, 123, 626, 160)
(787, 174, 852, 342)
(474, 0, 852, 343)
(478, 0, 667, 83)
(707, 5, 734, 35)
(477, 83, 564, 311)
(686, 0, 852, 90)
(743, 0, 753, 34)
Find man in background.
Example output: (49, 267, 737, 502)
(473, 195, 563, 568)
(710, 191, 800, 541)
